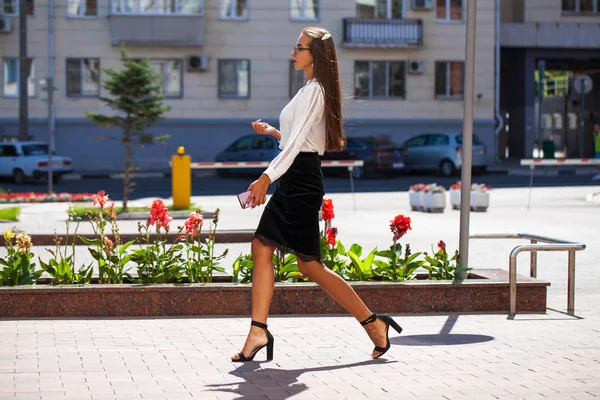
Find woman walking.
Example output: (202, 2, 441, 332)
(232, 27, 402, 362)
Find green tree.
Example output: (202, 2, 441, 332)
(86, 48, 171, 211)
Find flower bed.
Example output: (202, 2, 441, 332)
(0, 191, 550, 316)
(0, 192, 95, 204)
(1, 192, 469, 287)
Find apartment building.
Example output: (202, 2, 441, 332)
(500, 0, 600, 159)
(0, 0, 497, 172)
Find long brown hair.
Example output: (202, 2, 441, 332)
(302, 27, 345, 152)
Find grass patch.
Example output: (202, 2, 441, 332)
(70, 204, 201, 219)
(0, 207, 20, 221)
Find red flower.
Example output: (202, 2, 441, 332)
(326, 227, 338, 246)
(93, 190, 109, 209)
(148, 199, 172, 231)
(390, 214, 412, 241)
(184, 212, 204, 236)
(321, 199, 335, 222)
(438, 240, 446, 252)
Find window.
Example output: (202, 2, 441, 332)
(354, 61, 406, 99)
(0, 145, 18, 157)
(2, 58, 35, 98)
(66, 58, 100, 97)
(227, 136, 253, 152)
(290, 0, 318, 20)
(455, 134, 483, 145)
(252, 136, 275, 150)
(218, 0, 247, 19)
(562, 0, 599, 12)
(428, 134, 450, 146)
(404, 135, 427, 147)
(150, 60, 183, 98)
(2, 0, 34, 15)
(436, 0, 463, 21)
(67, 0, 97, 16)
(22, 144, 49, 156)
(111, 0, 203, 14)
(289, 60, 305, 99)
(218, 59, 250, 99)
(356, 0, 403, 19)
(435, 61, 464, 99)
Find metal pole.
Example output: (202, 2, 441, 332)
(457, 0, 477, 278)
(47, 0, 55, 193)
(527, 165, 534, 210)
(567, 250, 575, 313)
(536, 60, 545, 158)
(530, 239, 537, 277)
(579, 90, 585, 157)
(348, 167, 356, 212)
(47, 76, 54, 193)
(509, 251, 517, 315)
(18, 0, 29, 141)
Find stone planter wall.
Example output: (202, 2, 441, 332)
(0, 270, 549, 318)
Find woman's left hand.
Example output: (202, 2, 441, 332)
(247, 174, 271, 208)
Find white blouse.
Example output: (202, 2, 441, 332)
(263, 78, 326, 183)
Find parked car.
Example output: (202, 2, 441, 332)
(214, 134, 280, 177)
(401, 133, 487, 176)
(0, 141, 73, 184)
(321, 136, 405, 179)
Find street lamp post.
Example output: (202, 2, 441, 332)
(457, 0, 478, 278)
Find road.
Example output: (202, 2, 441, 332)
(0, 172, 597, 200)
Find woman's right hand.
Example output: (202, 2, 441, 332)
(251, 119, 277, 136)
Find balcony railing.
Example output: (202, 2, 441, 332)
(342, 18, 423, 48)
(109, 14, 205, 46)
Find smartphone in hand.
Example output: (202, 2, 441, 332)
(237, 190, 254, 209)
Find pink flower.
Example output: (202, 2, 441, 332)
(148, 199, 172, 231)
(93, 190, 109, 209)
(184, 212, 204, 236)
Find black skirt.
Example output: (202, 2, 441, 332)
(254, 152, 325, 262)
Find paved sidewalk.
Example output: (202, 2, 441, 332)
(0, 185, 599, 399)
(1, 311, 599, 400)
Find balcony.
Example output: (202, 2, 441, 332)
(501, 22, 600, 49)
(342, 18, 423, 48)
(109, 14, 205, 46)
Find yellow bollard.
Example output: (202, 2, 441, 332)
(172, 146, 191, 209)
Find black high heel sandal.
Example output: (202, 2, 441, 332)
(232, 320, 274, 362)
(360, 313, 403, 359)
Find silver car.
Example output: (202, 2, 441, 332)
(402, 133, 487, 176)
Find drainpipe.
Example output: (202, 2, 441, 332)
(494, 0, 503, 162)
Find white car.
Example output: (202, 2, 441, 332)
(0, 141, 73, 184)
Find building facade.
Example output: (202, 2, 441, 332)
(500, 0, 600, 159)
(0, 0, 497, 172)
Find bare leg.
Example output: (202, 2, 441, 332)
(297, 259, 392, 358)
(231, 238, 275, 361)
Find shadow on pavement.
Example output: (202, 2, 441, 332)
(205, 359, 396, 399)
(391, 333, 495, 346)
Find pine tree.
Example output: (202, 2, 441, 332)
(86, 48, 171, 211)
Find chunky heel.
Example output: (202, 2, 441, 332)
(380, 315, 403, 335)
(360, 313, 403, 359)
(266, 337, 274, 361)
(232, 320, 275, 362)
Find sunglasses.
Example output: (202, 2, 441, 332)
(292, 46, 311, 56)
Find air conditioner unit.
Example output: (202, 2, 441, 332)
(408, 59, 424, 74)
(185, 55, 208, 72)
(412, 0, 433, 11)
(0, 16, 13, 33)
